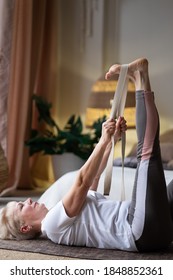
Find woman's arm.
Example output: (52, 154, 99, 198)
(62, 117, 127, 217)
(89, 142, 112, 191)
(62, 118, 116, 217)
(89, 116, 127, 191)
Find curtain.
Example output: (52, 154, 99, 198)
(0, 0, 14, 155)
(0, 0, 58, 196)
(0, 0, 14, 194)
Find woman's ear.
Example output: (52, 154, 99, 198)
(20, 225, 32, 233)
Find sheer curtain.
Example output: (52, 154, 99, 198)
(0, 0, 14, 155)
(0, 0, 14, 194)
(0, 0, 58, 196)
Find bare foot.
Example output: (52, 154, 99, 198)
(105, 58, 148, 80)
(105, 58, 150, 91)
(128, 58, 148, 75)
(129, 58, 150, 91)
(105, 64, 120, 80)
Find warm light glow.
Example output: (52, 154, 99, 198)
(85, 75, 136, 128)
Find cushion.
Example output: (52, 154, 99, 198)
(0, 144, 8, 193)
(127, 142, 173, 164)
(38, 167, 173, 206)
(113, 157, 137, 168)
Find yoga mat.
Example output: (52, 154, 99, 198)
(0, 238, 173, 260)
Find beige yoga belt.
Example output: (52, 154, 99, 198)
(104, 64, 129, 200)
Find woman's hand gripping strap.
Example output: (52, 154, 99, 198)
(103, 64, 129, 200)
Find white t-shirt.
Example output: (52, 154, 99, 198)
(41, 190, 137, 251)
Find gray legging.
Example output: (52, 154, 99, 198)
(128, 90, 173, 252)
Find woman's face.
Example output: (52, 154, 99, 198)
(8, 198, 48, 226)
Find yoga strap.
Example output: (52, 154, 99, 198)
(104, 64, 129, 200)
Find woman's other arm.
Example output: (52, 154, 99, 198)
(89, 116, 127, 191)
(62, 118, 116, 217)
(62, 117, 127, 217)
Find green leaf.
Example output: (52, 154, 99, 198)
(32, 94, 59, 129)
(26, 94, 106, 160)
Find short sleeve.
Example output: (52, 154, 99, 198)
(41, 200, 76, 236)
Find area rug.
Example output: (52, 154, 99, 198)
(0, 238, 173, 260)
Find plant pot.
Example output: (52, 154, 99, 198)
(52, 153, 85, 180)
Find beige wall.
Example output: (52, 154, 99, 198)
(117, 0, 173, 133)
(57, 0, 173, 139)
(57, 0, 106, 126)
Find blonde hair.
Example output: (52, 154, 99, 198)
(0, 202, 39, 240)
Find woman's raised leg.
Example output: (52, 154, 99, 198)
(106, 58, 173, 251)
(127, 59, 173, 251)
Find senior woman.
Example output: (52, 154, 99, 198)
(0, 58, 173, 252)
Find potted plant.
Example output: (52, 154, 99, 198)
(25, 95, 106, 178)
